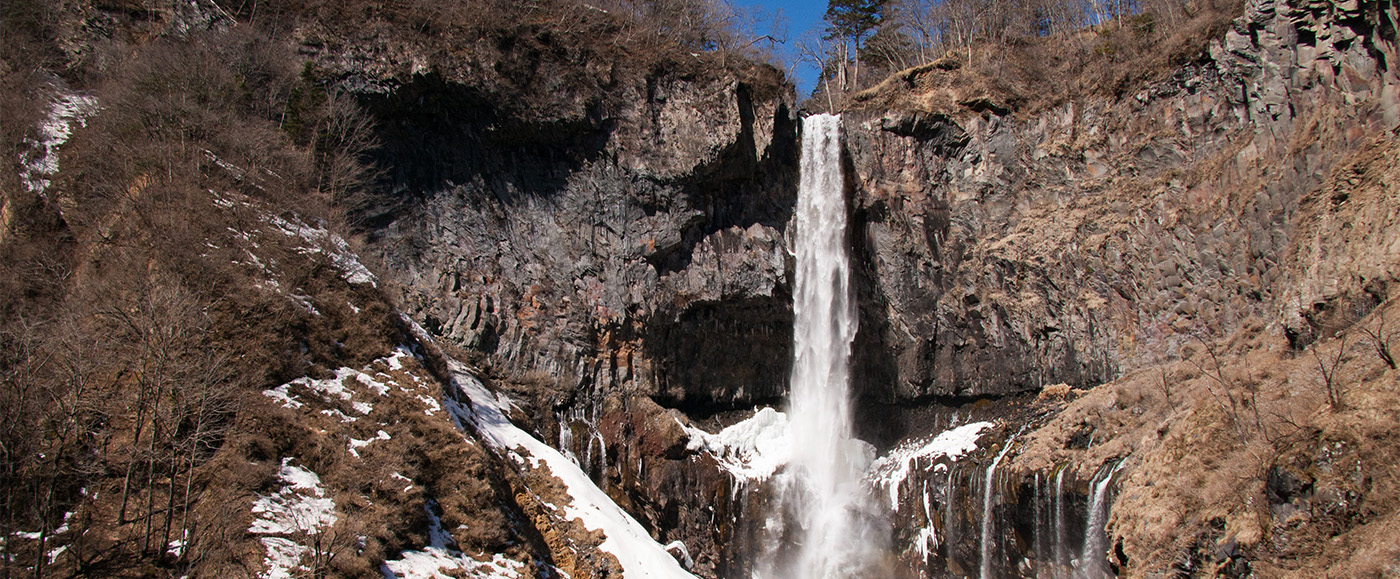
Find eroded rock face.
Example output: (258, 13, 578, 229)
(842, 0, 1400, 404)
(361, 71, 798, 412)
(348, 59, 797, 577)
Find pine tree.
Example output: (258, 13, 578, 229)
(823, 0, 887, 89)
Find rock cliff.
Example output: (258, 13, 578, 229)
(850, 0, 1400, 575)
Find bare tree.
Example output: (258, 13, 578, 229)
(795, 31, 843, 110)
(1312, 333, 1350, 409)
(1359, 307, 1396, 370)
(1187, 334, 1249, 445)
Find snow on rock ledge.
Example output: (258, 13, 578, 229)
(683, 407, 792, 484)
(441, 358, 696, 579)
(867, 421, 994, 510)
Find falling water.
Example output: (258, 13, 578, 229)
(780, 113, 876, 578)
(1034, 472, 1046, 578)
(1055, 466, 1068, 579)
(979, 434, 1018, 579)
(1077, 461, 1126, 578)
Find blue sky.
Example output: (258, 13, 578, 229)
(731, 0, 827, 98)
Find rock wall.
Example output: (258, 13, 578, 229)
(842, 0, 1400, 408)
(360, 72, 798, 414)
(860, 0, 1400, 576)
(340, 55, 799, 575)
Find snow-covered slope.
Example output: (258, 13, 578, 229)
(441, 358, 695, 579)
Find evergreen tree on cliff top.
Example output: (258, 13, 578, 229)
(824, 0, 888, 89)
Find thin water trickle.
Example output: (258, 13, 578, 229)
(1077, 461, 1126, 579)
(979, 434, 1018, 579)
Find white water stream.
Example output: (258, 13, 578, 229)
(778, 113, 880, 578)
(979, 432, 1020, 578)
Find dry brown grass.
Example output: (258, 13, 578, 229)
(844, 0, 1245, 117)
(1011, 292, 1400, 576)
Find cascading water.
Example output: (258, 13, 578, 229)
(772, 113, 882, 578)
(979, 433, 1019, 579)
(1056, 466, 1069, 577)
(1077, 460, 1126, 578)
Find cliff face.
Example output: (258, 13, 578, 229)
(852, 0, 1400, 575)
(843, 0, 1399, 405)
(354, 70, 798, 414)
(317, 40, 800, 572)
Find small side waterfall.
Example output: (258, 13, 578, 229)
(978, 434, 1018, 579)
(1056, 466, 1069, 577)
(1077, 461, 1126, 578)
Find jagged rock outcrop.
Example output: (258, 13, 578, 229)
(840, 0, 1400, 407)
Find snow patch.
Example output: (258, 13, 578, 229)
(417, 394, 442, 416)
(321, 408, 354, 423)
(441, 359, 695, 579)
(381, 501, 526, 579)
(292, 368, 373, 414)
(356, 372, 391, 396)
(249, 459, 337, 579)
(867, 421, 994, 510)
(265, 351, 417, 417)
(262, 385, 303, 410)
(264, 214, 377, 287)
(20, 91, 98, 196)
(348, 430, 391, 458)
(386, 347, 414, 370)
(249, 459, 336, 535)
(258, 537, 308, 579)
(683, 407, 792, 483)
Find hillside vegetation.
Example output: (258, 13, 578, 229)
(0, 0, 780, 576)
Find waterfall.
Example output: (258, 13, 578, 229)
(978, 434, 1018, 579)
(1055, 466, 1068, 579)
(779, 113, 878, 578)
(1076, 461, 1125, 578)
(1034, 472, 1046, 578)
